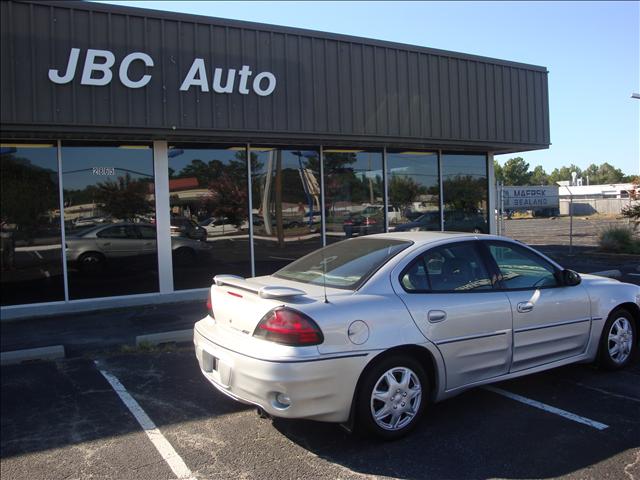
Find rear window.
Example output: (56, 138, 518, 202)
(274, 238, 412, 289)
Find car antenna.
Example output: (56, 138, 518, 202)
(322, 246, 329, 304)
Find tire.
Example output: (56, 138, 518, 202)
(78, 252, 105, 274)
(355, 354, 428, 440)
(599, 308, 637, 370)
(472, 227, 484, 234)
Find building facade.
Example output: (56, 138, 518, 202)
(0, 0, 550, 318)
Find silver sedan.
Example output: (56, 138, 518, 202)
(194, 232, 639, 439)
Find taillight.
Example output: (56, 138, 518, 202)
(344, 219, 353, 225)
(206, 294, 214, 318)
(364, 217, 377, 225)
(253, 307, 323, 346)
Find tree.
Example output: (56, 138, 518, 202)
(443, 175, 486, 213)
(201, 171, 249, 228)
(389, 175, 427, 211)
(548, 164, 582, 185)
(0, 154, 58, 239)
(501, 157, 532, 186)
(621, 203, 640, 231)
(493, 160, 504, 184)
(583, 162, 625, 185)
(530, 165, 549, 185)
(95, 173, 152, 221)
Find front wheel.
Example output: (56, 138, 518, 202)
(355, 355, 428, 440)
(599, 308, 637, 370)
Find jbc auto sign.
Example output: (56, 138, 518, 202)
(47, 48, 277, 96)
(500, 186, 560, 210)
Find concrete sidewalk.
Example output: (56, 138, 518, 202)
(1, 300, 206, 358)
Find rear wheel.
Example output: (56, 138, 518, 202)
(356, 355, 428, 440)
(599, 308, 637, 370)
(78, 252, 105, 274)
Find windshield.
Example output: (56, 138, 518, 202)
(274, 238, 412, 289)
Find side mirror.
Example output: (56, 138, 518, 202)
(562, 269, 581, 286)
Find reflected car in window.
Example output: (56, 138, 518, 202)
(199, 217, 247, 237)
(394, 210, 487, 233)
(170, 216, 207, 241)
(194, 232, 639, 439)
(66, 222, 212, 272)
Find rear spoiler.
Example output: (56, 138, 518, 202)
(213, 275, 307, 299)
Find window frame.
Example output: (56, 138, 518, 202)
(398, 240, 498, 294)
(478, 240, 563, 292)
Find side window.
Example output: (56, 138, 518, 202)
(487, 242, 558, 289)
(401, 242, 493, 292)
(97, 226, 132, 239)
(138, 226, 157, 240)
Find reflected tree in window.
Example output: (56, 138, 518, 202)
(1, 154, 58, 242)
(94, 173, 153, 221)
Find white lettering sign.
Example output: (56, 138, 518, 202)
(48, 48, 277, 97)
(500, 186, 559, 210)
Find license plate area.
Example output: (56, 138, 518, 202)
(201, 350, 218, 372)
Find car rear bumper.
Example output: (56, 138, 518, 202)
(193, 320, 370, 423)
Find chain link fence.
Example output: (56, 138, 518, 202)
(496, 184, 637, 252)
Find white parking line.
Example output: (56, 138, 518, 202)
(96, 362, 197, 480)
(483, 386, 609, 431)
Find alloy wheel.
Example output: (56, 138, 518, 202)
(370, 367, 422, 431)
(608, 317, 634, 364)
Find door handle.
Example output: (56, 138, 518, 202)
(517, 301, 534, 313)
(428, 310, 447, 323)
(101, 242, 111, 246)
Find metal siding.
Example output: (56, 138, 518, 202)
(494, 65, 504, 141)
(407, 52, 420, 138)
(350, 43, 365, 135)
(362, 45, 376, 135)
(1, 0, 550, 152)
(428, 55, 440, 139)
(374, 46, 387, 137)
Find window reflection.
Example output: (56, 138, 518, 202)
(251, 148, 322, 276)
(323, 149, 384, 243)
(387, 151, 440, 232)
(61, 143, 158, 299)
(1, 143, 65, 305)
(168, 145, 250, 289)
(442, 153, 489, 233)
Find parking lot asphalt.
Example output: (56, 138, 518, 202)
(2, 348, 639, 480)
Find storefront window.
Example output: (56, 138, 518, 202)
(323, 149, 384, 243)
(251, 148, 322, 276)
(387, 151, 440, 232)
(61, 143, 158, 299)
(168, 145, 251, 289)
(441, 153, 489, 233)
(1, 143, 65, 305)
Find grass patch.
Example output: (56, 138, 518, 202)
(599, 226, 640, 254)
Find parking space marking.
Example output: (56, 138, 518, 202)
(484, 386, 609, 431)
(96, 362, 197, 480)
(555, 378, 640, 404)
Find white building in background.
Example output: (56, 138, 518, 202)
(556, 182, 636, 199)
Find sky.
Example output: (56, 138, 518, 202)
(97, 1, 640, 176)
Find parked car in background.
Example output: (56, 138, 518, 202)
(170, 216, 207, 241)
(343, 205, 400, 237)
(195, 232, 638, 439)
(66, 222, 212, 272)
(394, 210, 488, 234)
(199, 217, 241, 237)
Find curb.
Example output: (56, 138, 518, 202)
(135, 329, 193, 347)
(1, 345, 66, 366)
(590, 269, 622, 279)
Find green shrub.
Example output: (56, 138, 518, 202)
(599, 226, 640, 254)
